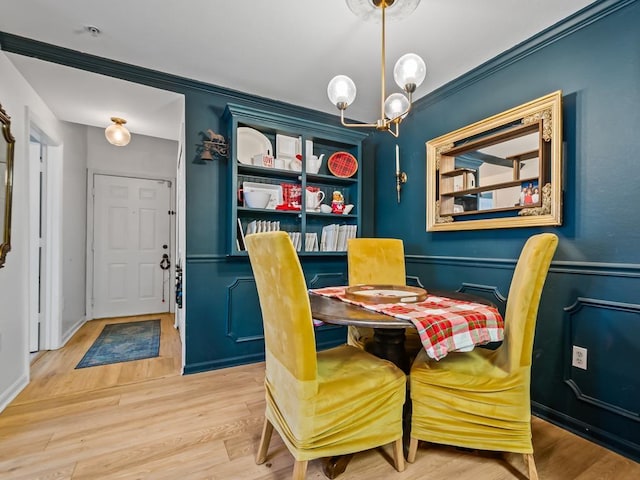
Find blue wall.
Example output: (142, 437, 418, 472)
(370, 0, 640, 462)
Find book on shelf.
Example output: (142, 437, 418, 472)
(237, 219, 246, 251)
(243, 220, 280, 238)
(305, 232, 319, 252)
(287, 231, 303, 252)
(320, 224, 356, 252)
(336, 225, 349, 251)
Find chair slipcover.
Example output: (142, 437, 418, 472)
(246, 231, 406, 479)
(408, 233, 558, 479)
(346, 238, 423, 355)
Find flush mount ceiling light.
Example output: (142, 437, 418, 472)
(105, 117, 131, 146)
(327, 0, 426, 138)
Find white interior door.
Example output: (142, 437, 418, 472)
(92, 174, 171, 319)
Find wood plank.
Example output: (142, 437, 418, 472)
(0, 313, 638, 479)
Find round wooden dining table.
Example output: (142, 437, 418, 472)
(310, 289, 496, 374)
(309, 289, 498, 479)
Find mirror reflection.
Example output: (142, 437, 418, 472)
(427, 91, 562, 231)
(449, 128, 540, 214)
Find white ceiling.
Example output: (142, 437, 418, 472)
(1, 0, 595, 141)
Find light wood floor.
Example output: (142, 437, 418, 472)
(14, 313, 182, 404)
(1, 315, 639, 479)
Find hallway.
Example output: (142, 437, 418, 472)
(13, 313, 181, 405)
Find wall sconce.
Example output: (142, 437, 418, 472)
(105, 117, 131, 146)
(198, 129, 228, 161)
(396, 145, 407, 203)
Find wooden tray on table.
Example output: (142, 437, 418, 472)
(344, 285, 428, 304)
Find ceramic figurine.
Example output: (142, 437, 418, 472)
(331, 190, 345, 214)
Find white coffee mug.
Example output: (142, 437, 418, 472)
(305, 189, 325, 210)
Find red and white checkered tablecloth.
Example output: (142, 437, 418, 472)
(310, 286, 504, 361)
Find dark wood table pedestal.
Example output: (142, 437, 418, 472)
(309, 291, 496, 479)
(365, 328, 410, 374)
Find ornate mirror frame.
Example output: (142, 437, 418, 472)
(426, 90, 562, 231)
(0, 103, 15, 268)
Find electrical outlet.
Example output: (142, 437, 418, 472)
(572, 345, 588, 370)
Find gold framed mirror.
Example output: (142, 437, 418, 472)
(1, 103, 15, 268)
(426, 91, 562, 231)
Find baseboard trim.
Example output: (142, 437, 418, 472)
(532, 401, 640, 463)
(0, 372, 29, 414)
(183, 337, 345, 375)
(58, 316, 87, 349)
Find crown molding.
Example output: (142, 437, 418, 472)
(414, 0, 636, 111)
(0, 31, 344, 125)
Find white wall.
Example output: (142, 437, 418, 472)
(87, 126, 178, 177)
(60, 122, 88, 341)
(0, 52, 63, 410)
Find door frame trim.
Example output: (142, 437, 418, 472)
(85, 169, 176, 320)
(28, 112, 64, 351)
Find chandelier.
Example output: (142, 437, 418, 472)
(327, 0, 426, 138)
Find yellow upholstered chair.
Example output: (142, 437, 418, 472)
(246, 231, 406, 480)
(347, 238, 423, 356)
(407, 233, 558, 480)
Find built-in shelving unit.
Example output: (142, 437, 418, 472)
(223, 104, 368, 256)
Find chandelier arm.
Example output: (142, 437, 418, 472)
(338, 109, 380, 129)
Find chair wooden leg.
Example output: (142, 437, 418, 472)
(292, 460, 308, 480)
(524, 453, 539, 480)
(255, 418, 273, 464)
(407, 436, 419, 463)
(392, 438, 405, 472)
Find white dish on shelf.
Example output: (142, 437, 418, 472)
(243, 191, 271, 209)
(242, 182, 283, 210)
(237, 127, 272, 165)
(276, 134, 300, 161)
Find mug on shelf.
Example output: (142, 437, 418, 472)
(305, 187, 325, 211)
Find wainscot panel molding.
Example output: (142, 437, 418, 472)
(563, 297, 640, 421)
(407, 255, 640, 278)
(185, 259, 348, 375)
(226, 277, 265, 344)
(226, 274, 347, 345)
(186, 254, 229, 263)
(457, 283, 507, 310)
(406, 275, 425, 288)
(404, 255, 640, 459)
(308, 272, 347, 289)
